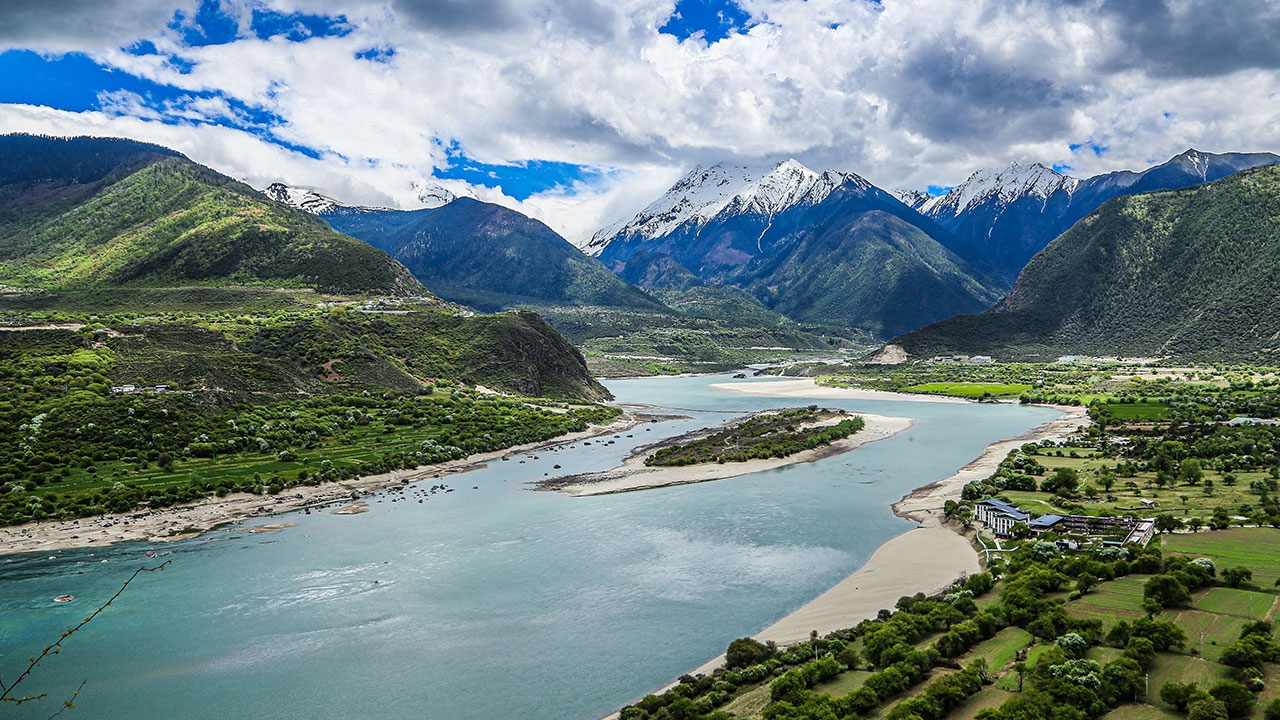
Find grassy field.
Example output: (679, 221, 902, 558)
(970, 628, 1033, 674)
(720, 683, 771, 718)
(902, 382, 1032, 398)
(1145, 653, 1231, 704)
(814, 669, 872, 697)
(1163, 529, 1280, 587)
(1194, 587, 1279, 620)
(1101, 704, 1180, 720)
(1160, 608, 1250, 660)
(1066, 576, 1152, 625)
(949, 687, 1016, 720)
(992, 443, 1279, 527)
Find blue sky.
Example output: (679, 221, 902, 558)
(0, 0, 1276, 242)
(0, 0, 758, 203)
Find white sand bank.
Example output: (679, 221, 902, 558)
(711, 377, 971, 404)
(541, 413, 914, 496)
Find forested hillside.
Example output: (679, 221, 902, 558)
(894, 165, 1280, 361)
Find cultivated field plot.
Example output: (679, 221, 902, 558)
(949, 687, 1016, 720)
(1067, 575, 1151, 624)
(1159, 609, 1249, 660)
(901, 382, 1032, 398)
(1144, 653, 1230, 703)
(814, 669, 872, 697)
(969, 628, 1033, 675)
(1162, 529, 1280, 587)
(1101, 704, 1180, 720)
(1194, 587, 1278, 621)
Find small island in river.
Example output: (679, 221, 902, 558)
(538, 407, 912, 496)
(646, 406, 864, 466)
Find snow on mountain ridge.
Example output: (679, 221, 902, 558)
(587, 159, 866, 255)
(263, 180, 467, 215)
(264, 182, 341, 214)
(920, 161, 1080, 218)
(891, 188, 930, 209)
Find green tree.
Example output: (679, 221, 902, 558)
(1187, 696, 1229, 720)
(1181, 459, 1205, 485)
(1154, 513, 1184, 534)
(725, 637, 770, 669)
(1161, 681, 1199, 712)
(1221, 566, 1253, 588)
(1209, 680, 1255, 718)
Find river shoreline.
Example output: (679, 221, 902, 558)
(602, 380, 1090, 715)
(0, 414, 653, 558)
(536, 412, 914, 496)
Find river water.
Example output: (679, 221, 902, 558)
(0, 375, 1058, 719)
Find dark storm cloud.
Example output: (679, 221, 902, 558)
(888, 36, 1082, 142)
(0, 0, 185, 52)
(1097, 0, 1280, 77)
(392, 0, 623, 42)
(391, 0, 527, 33)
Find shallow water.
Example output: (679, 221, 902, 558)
(0, 375, 1058, 719)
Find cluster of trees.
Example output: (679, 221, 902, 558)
(646, 407, 864, 467)
(0, 331, 618, 524)
(612, 531, 1277, 720)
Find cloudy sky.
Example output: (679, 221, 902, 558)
(2, 0, 1278, 242)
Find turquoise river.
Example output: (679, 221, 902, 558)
(0, 375, 1060, 719)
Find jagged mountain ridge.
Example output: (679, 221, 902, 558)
(914, 149, 1280, 285)
(266, 185, 664, 313)
(591, 159, 999, 338)
(893, 164, 1280, 361)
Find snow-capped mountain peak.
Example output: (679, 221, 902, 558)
(264, 182, 340, 215)
(891, 188, 930, 210)
(586, 159, 865, 255)
(920, 161, 1079, 218)
(413, 179, 468, 209)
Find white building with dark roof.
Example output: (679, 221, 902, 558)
(975, 498, 1030, 536)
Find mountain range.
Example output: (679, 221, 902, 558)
(265, 183, 663, 313)
(900, 149, 1280, 285)
(893, 164, 1280, 361)
(0, 135, 422, 297)
(588, 160, 1000, 338)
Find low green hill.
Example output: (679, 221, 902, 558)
(0, 138, 422, 296)
(895, 165, 1280, 362)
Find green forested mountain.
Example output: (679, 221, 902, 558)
(0, 135, 421, 296)
(0, 135, 607, 400)
(894, 165, 1280, 361)
(322, 198, 663, 312)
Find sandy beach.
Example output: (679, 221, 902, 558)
(710, 377, 973, 404)
(0, 414, 650, 558)
(606, 384, 1091, 713)
(539, 412, 914, 496)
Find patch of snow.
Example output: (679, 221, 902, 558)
(263, 182, 340, 215)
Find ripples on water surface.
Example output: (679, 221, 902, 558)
(0, 375, 1059, 719)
